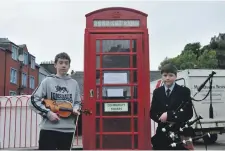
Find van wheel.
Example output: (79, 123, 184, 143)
(203, 134, 218, 144)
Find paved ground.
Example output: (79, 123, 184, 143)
(194, 134, 225, 150)
(3, 135, 225, 150)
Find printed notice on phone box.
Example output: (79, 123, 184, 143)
(104, 103, 128, 112)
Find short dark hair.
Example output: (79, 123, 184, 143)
(161, 63, 178, 75)
(54, 52, 71, 64)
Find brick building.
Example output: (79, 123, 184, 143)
(0, 38, 39, 96)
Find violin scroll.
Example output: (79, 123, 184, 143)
(79, 109, 92, 115)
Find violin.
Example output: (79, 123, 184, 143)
(42, 99, 92, 118)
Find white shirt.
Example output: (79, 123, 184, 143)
(164, 82, 175, 96)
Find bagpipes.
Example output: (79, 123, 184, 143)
(160, 115, 203, 149)
(152, 102, 199, 150)
(152, 71, 217, 150)
(169, 133, 214, 148)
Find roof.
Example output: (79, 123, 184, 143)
(35, 63, 40, 68)
(18, 44, 26, 48)
(0, 38, 18, 47)
(29, 53, 36, 58)
(85, 7, 148, 17)
(0, 45, 11, 52)
(0, 38, 11, 43)
(0, 39, 11, 50)
(0, 47, 6, 50)
(71, 71, 161, 95)
(39, 63, 56, 74)
(39, 65, 51, 76)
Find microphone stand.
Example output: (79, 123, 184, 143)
(209, 78, 213, 118)
(187, 71, 216, 150)
(196, 71, 216, 93)
(192, 71, 216, 119)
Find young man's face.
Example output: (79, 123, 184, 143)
(162, 72, 177, 87)
(54, 58, 70, 76)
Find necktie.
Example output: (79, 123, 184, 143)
(166, 89, 171, 97)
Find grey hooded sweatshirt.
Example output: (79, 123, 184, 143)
(29, 74, 81, 133)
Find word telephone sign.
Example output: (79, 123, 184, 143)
(82, 7, 151, 150)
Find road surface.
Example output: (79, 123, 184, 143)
(194, 134, 225, 150)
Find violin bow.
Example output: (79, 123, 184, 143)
(69, 102, 92, 151)
(70, 113, 80, 151)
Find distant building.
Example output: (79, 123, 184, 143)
(38, 65, 51, 84)
(39, 61, 56, 74)
(70, 71, 84, 96)
(0, 38, 39, 96)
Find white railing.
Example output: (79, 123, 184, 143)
(0, 95, 82, 149)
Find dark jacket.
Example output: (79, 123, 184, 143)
(150, 83, 193, 150)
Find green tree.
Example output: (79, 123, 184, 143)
(177, 51, 198, 69)
(197, 50, 218, 69)
(158, 33, 225, 70)
(158, 51, 198, 70)
(182, 42, 201, 58)
(158, 47, 218, 70)
(158, 57, 177, 70)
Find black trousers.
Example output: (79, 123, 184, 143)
(38, 129, 74, 150)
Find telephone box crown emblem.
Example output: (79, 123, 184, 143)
(112, 11, 121, 18)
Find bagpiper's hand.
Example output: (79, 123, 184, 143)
(73, 108, 80, 115)
(159, 112, 167, 122)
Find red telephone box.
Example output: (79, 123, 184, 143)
(82, 7, 151, 150)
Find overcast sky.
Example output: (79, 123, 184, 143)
(1, 0, 225, 72)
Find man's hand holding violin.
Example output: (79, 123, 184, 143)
(73, 107, 80, 115)
(47, 111, 60, 122)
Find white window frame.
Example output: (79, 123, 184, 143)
(23, 52, 28, 65)
(11, 45, 18, 61)
(10, 68, 17, 84)
(30, 76, 35, 89)
(22, 72, 27, 87)
(31, 57, 35, 69)
(9, 91, 17, 96)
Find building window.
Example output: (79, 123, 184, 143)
(12, 45, 18, 61)
(31, 57, 35, 69)
(30, 76, 35, 89)
(9, 91, 17, 96)
(23, 52, 28, 65)
(10, 68, 17, 84)
(22, 72, 27, 87)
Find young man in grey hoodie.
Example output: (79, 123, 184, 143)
(29, 52, 81, 150)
